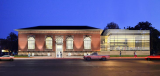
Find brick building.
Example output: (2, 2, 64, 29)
(16, 26, 102, 58)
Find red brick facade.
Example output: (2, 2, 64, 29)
(18, 30, 101, 52)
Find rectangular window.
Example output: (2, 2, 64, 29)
(28, 41, 35, 49)
(46, 40, 52, 49)
(84, 40, 91, 49)
(28, 37, 35, 50)
(66, 41, 73, 49)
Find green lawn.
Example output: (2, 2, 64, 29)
(110, 55, 149, 57)
(14, 55, 28, 57)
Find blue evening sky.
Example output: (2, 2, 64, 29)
(0, 0, 160, 38)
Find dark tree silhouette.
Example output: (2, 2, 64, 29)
(6, 32, 18, 54)
(126, 21, 154, 30)
(101, 22, 120, 35)
(105, 22, 120, 29)
(135, 21, 153, 30)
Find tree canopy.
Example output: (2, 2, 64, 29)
(102, 22, 120, 35)
(2, 32, 18, 54)
(105, 22, 120, 29)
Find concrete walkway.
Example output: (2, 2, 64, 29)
(14, 56, 146, 60)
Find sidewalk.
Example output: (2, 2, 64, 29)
(110, 57, 145, 60)
(14, 56, 146, 60)
(14, 56, 83, 59)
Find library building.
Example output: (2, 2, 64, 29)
(16, 26, 150, 57)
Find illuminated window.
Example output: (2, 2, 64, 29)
(56, 37, 63, 44)
(46, 37, 52, 49)
(84, 37, 91, 49)
(66, 37, 73, 49)
(28, 37, 35, 49)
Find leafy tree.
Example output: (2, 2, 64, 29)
(134, 21, 153, 30)
(102, 22, 120, 35)
(6, 32, 18, 54)
(105, 22, 120, 29)
(150, 29, 160, 54)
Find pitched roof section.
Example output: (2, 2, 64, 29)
(16, 26, 101, 30)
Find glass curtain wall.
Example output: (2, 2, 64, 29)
(101, 29, 150, 51)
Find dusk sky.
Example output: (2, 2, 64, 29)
(0, 0, 160, 38)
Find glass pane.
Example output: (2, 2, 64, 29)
(46, 37, 52, 49)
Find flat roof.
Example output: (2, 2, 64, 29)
(101, 29, 150, 36)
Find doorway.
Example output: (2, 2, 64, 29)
(56, 44, 63, 58)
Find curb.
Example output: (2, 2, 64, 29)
(110, 57, 145, 58)
(15, 58, 83, 59)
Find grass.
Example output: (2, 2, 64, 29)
(14, 55, 29, 57)
(110, 55, 149, 57)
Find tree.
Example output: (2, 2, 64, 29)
(127, 21, 160, 54)
(101, 22, 120, 35)
(6, 32, 18, 55)
(105, 22, 120, 29)
(150, 29, 160, 54)
(134, 21, 153, 30)
(126, 21, 154, 30)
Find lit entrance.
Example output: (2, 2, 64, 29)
(55, 36, 63, 58)
(56, 45, 63, 58)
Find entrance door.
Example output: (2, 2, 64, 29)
(56, 45, 63, 58)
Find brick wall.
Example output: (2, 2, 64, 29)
(18, 30, 101, 52)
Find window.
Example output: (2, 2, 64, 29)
(56, 37, 63, 44)
(46, 37, 52, 49)
(66, 37, 73, 49)
(84, 37, 91, 49)
(28, 37, 35, 49)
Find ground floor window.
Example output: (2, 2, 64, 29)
(28, 37, 35, 49)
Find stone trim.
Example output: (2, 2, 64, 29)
(27, 49, 35, 51)
(18, 51, 56, 57)
(83, 49, 92, 51)
(44, 49, 53, 51)
(65, 49, 74, 51)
